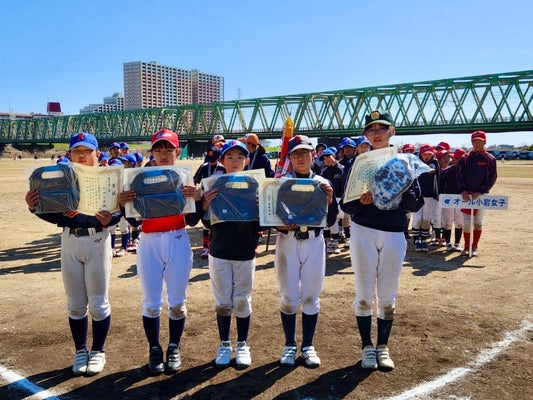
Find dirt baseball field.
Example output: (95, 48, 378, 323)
(0, 158, 531, 400)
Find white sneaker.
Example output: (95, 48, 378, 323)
(280, 345, 297, 366)
(376, 346, 394, 371)
(115, 248, 127, 257)
(301, 346, 321, 368)
(235, 341, 251, 368)
(86, 351, 106, 376)
(215, 341, 232, 367)
(72, 349, 89, 375)
(361, 346, 378, 370)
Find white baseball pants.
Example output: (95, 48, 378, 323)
(136, 228, 193, 320)
(275, 230, 325, 315)
(349, 222, 406, 320)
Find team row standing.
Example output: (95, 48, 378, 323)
(24, 113, 495, 376)
(399, 132, 497, 256)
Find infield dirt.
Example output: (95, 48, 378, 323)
(0, 158, 531, 400)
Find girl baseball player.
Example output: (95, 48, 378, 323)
(341, 110, 424, 371)
(200, 140, 263, 369)
(411, 144, 440, 252)
(457, 131, 497, 256)
(25, 132, 121, 376)
(275, 135, 334, 368)
(439, 148, 466, 251)
(119, 129, 203, 374)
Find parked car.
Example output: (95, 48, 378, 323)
(518, 150, 533, 160)
(503, 151, 519, 160)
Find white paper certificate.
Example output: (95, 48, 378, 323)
(342, 146, 397, 203)
(72, 163, 123, 214)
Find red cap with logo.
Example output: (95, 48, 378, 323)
(453, 148, 467, 159)
(436, 141, 451, 151)
(471, 130, 487, 141)
(151, 129, 179, 148)
(419, 144, 435, 155)
(401, 143, 415, 153)
(436, 149, 449, 160)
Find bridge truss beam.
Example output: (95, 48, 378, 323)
(1, 70, 533, 144)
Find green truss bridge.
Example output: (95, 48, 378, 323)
(1, 69, 532, 145)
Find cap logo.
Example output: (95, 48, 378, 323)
(157, 132, 171, 139)
(371, 111, 380, 120)
(77, 133, 86, 142)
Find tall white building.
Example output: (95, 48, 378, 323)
(123, 61, 223, 110)
(80, 93, 124, 114)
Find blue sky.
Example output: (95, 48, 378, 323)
(2, 0, 533, 146)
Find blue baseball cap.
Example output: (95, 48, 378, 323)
(109, 142, 120, 149)
(355, 136, 371, 147)
(319, 147, 337, 160)
(133, 152, 144, 163)
(120, 142, 129, 149)
(69, 132, 98, 150)
(98, 151, 109, 162)
(108, 158, 123, 166)
(119, 154, 137, 165)
(221, 140, 249, 157)
(56, 156, 69, 164)
(339, 137, 356, 149)
(327, 146, 337, 154)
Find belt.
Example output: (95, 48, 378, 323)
(65, 227, 104, 237)
(277, 227, 322, 240)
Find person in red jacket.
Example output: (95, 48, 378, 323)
(457, 131, 497, 256)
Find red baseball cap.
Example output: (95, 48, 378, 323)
(151, 129, 179, 148)
(436, 149, 449, 160)
(471, 130, 487, 141)
(419, 144, 435, 155)
(453, 148, 467, 159)
(436, 141, 451, 151)
(401, 143, 415, 153)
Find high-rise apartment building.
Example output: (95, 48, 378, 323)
(191, 70, 224, 104)
(123, 61, 223, 111)
(80, 93, 124, 114)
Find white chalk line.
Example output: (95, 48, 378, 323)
(1, 320, 531, 400)
(0, 364, 60, 400)
(384, 319, 533, 400)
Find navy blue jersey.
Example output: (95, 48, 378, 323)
(193, 162, 226, 184)
(312, 158, 324, 175)
(247, 150, 275, 177)
(418, 158, 439, 198)
(320, 163, 344, 198)
(340, 180, 423, 232)
(203, 219, 262, 261)
(439, 165, 462, 194)
(33, 210, 122, 230)
(457, 150, 497, 193)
